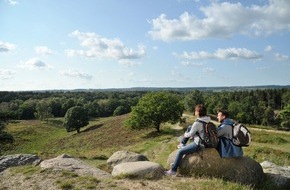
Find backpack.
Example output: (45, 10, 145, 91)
(232, 122, 251, 147)
(197, 120, 218, 148)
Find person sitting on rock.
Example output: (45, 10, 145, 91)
(164, 104, 211, 176)
(216, 109, 243, 158)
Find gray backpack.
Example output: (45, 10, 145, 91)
(232, 123, 251, 147)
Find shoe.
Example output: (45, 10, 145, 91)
(177, 143, 185, 149)
(164, 169, 176, 176)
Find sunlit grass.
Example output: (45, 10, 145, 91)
(2, 115, 290, 189)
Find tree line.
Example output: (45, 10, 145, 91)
(0, 88, 290, 130)
(0, 91, 146, 120)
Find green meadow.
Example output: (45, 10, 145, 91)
(1, 114, 290, 190)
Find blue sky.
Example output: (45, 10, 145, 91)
(1, 0, 289, 91)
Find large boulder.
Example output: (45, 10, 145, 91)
(112, 161, 164, 179)
(107, 150, 148, 168)
(40, 154, 111, 178)
(167, 148, 265, 185)
(0, 154, 42, 172)
(261, 161, 290, 189)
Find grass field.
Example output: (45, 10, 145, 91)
(1, 114, 290, 190)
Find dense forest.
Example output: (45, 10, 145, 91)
(0, 87, 290, 130)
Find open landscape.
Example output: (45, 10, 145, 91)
(2, 1, 290, 189)
(1, 112, 290, 190)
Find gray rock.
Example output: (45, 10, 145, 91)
(112, 161, 164, 179)
(167, 148, 264, 185)
(107, 150, 148, 168)
(40, 154, 111, 179)
(261, 161, 290, 189)
(0, 154, 42, 172)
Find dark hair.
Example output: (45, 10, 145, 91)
(195, 104, 207, 117)
(217, 109, 229, 118)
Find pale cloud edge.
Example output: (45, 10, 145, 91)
(34, 46, 53, 55)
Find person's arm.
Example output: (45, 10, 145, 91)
(184, 122, 199, 138)
(217, 124, 227, 137)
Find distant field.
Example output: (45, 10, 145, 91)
(1, 114, 290, 189)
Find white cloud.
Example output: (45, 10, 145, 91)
(203, 67, 215, 73)
(118, 60, 141, 67)
(0, 69, 16, 79)
(275, 53, 289, 61)
(5, 0, 18, 6)
(61, 69, 92, 80)
(177, 48, 262, 60)
(180, 61, 203, 66)
(66, 30, 146, 61)
(149, 0, 290, 41)
(0, 41, 16, 52)
(20, 58, 50, 70)
(214, 48, 262, 59)
(264, 45, 273, 52)
(34, 46, 53, 55)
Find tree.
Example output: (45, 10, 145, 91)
(61, 99, 76, 116)
(280, 104, 290, 130)
(282, 91, 290, 109)
(84, 100, 100, 117)
(19, 99, 37, 119)
(63, 106, 89, 133)
(261, 106, 275, 126)
(126, 92, 184, 132)
(183, 90, 204, 112)
(113, 106, 127, 116)
(34, 100, 54, 122)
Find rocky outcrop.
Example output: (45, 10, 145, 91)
(40, 154, 111, 178)
(167, 148, 265, 185)
(112, 161, 164, 179)
(107, 150, 148, 168)
(261, 161, 290, 189)
(0, 154, 42, 172)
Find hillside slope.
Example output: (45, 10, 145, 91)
(1, 114, 290, 189)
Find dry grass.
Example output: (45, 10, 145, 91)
(1, 114, 290, 189)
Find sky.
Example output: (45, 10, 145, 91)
(1, 0, 290, 91)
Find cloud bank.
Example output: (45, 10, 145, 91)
(149, 0, 290, 41)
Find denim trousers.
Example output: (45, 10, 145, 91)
(171, 142, 199, 172)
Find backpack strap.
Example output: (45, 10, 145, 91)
(196, 119, 206, 145)
(196, 119, 206, 159)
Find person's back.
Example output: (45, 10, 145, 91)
(164, 104, 209, 175)
(216, 110, 243, 158)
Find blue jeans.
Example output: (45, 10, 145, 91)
(171, 142, 199, 172)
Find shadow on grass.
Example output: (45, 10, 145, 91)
(142, 127, 181, 138)
(82, 124, 104, 133)
(48, 119, 63, 127)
